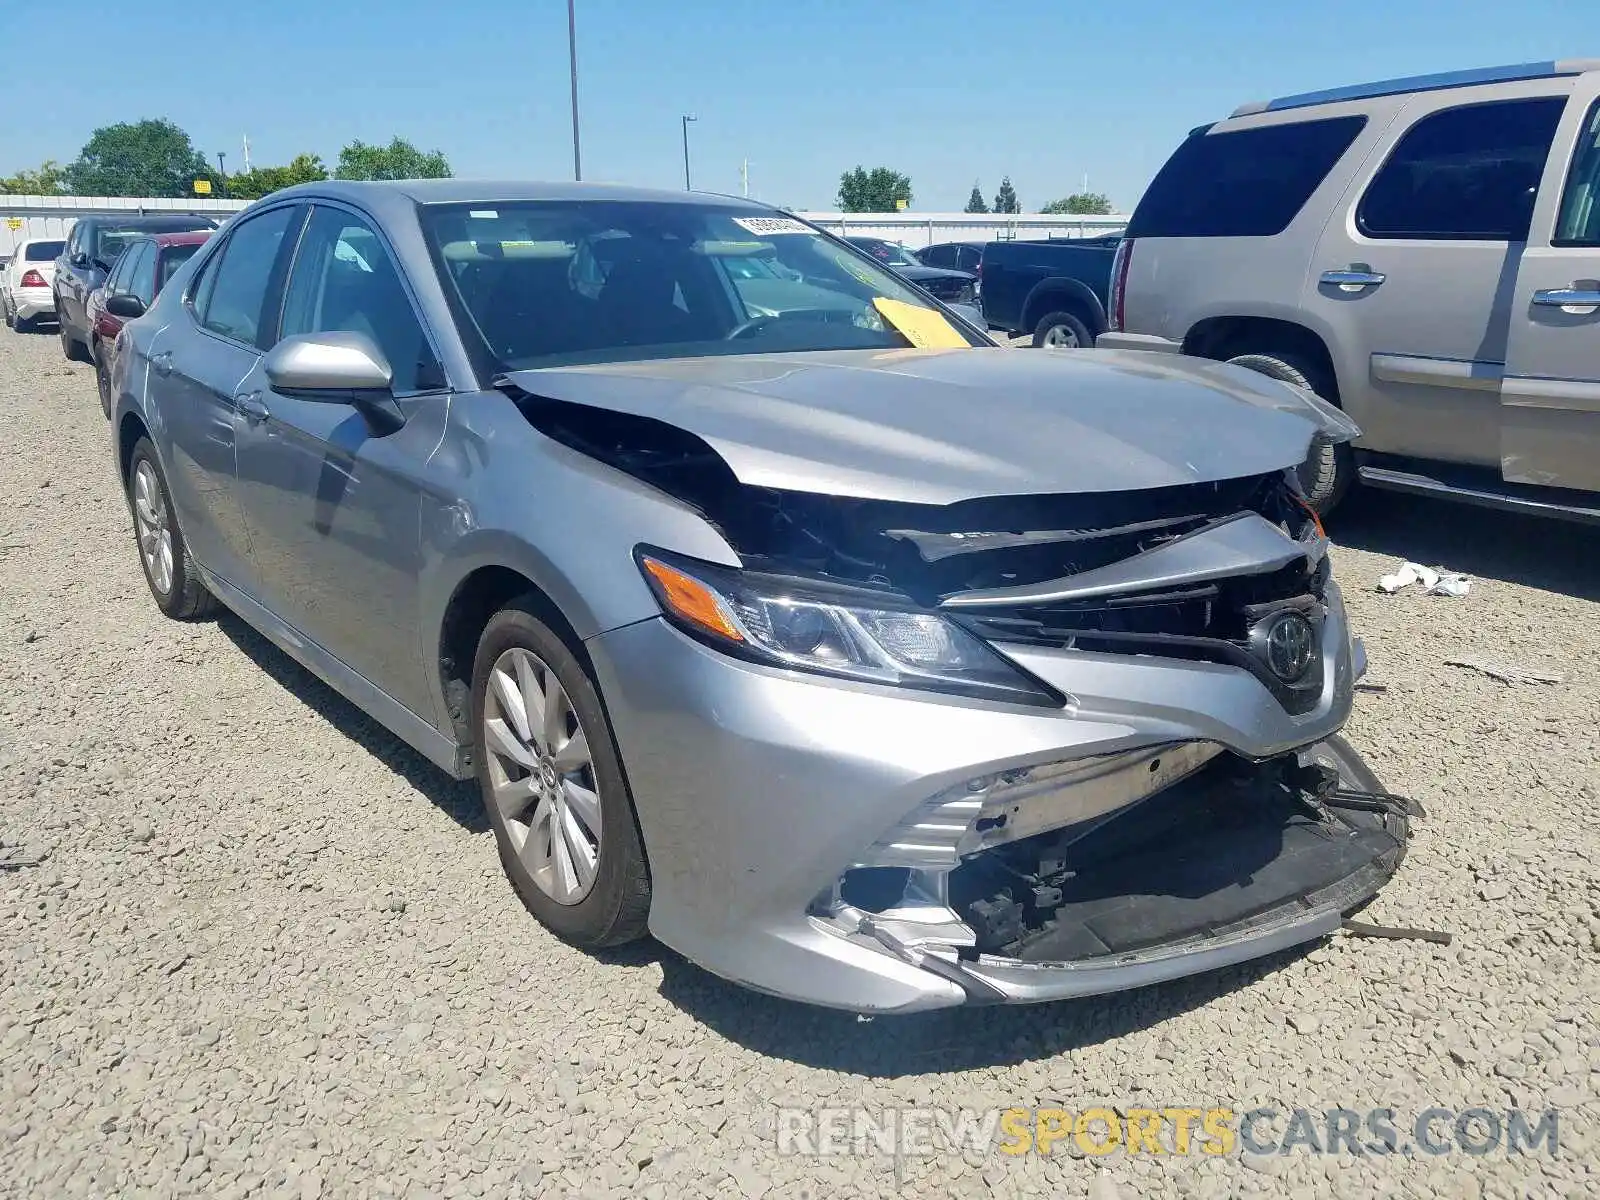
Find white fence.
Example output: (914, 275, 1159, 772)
(2, 194, 1128, 260)
(795, 211, 1128, 249)
(1, 195, 248, 259)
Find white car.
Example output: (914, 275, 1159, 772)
(2, 237, 66, 331)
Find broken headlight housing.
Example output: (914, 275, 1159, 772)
(637, 549, 1058, 706)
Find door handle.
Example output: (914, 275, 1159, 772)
(1532, 287, 1600, 309)
(1320, 268, 1386, 291)
(151, 351, 174, 377)
(235, 391, 270, 422)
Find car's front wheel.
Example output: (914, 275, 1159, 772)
(472, 603, 650, 948)
(1031, 309, 1093, 349)
(125, 437, 217, 620)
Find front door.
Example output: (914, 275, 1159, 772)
(1502, 77, 1600, 492)
(1308, 85, 1572, 468)
(232, 203, 449, 718)
(157, 204, 305, 592)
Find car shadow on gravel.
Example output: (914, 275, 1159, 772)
(214, 612, 487, 833)
(648, 940, 1319, 1075)
(1328, 489, 1600, 601)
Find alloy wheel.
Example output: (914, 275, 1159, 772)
(481, 646, 602, 905)
(1042, 323, 1082, 348)
(132, 460, 175, 595)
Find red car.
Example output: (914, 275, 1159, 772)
(89, 230, 213, 417)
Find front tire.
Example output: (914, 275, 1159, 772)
(125, 438, 217, 620)
(472, 603, 650, 948)
(1031, 309, 1093, 349)
(1225, 350, 1353, 515)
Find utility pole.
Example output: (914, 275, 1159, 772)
(217, 152, 227, 198)
(242, 135, 252, 172)
(567, 0, 583, 180)
(681, 114, 697, 190)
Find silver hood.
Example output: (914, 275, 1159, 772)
(504, 347, 1358, 505)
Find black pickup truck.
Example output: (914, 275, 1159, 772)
(978, 234, 1120, 347)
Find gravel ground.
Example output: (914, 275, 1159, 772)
(1, 323, 1597, 1199)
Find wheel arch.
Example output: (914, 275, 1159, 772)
(1182, 316, 1343, 405)
(117, 410, 151, 485)
(1020, 278, 1107, 337)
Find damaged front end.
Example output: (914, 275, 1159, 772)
(505, 377, 1409, 1007)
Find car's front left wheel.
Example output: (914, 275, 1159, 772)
(125, 437, 217, 620)
(472, 602, 651, 948)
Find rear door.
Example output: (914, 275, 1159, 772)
(1309, 84, 1572, 467)
(1501, 75, 1600, 491)
(157, 204, 305, 592)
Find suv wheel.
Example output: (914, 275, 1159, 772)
(472, 603, 651, 948)
(125, 438, 217, 619)
(1225, 351, 1353, 515)
(1031, 310, 1093, 349)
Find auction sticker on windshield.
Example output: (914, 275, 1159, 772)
(732, 216, 811, 237)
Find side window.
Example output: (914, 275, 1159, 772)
(1555, 98, 1600, 247)
(1358, 97, 1567, 241)
(1128, 115, 1368, 239)
(106, 245, 139, 294)
(196, 206, 300, 348)
(129, 242, 159, 307)
(922, 245, 950, 268)
(280, 206, 442, 392)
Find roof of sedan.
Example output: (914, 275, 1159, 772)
(148, 230, 214, 247)
(267, 178, 775, 210)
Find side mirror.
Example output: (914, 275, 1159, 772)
(106, 294, 146, 320)
(71, 252, 90, 268)
(262, 331, 404, 431)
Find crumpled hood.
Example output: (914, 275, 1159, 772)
(504, 347, 1358, 505)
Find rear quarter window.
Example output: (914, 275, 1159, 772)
(1127, 115, 1367, 238)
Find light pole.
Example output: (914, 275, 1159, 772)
(567, 0, 582, 181)
(681, 114, 696, 190)
(216, 151, 227, 198)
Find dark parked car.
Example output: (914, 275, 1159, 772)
(979, 236, 1120, 347)
(87, 231, 213, 415)
(919, 241, 985, 274)
(54, 214, 217, 363)
(844, 235, 977, 304)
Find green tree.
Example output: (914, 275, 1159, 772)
(836, 166, 912, 213)
(963, 183, 989, 214)
(66, 119, 213, 198)
(334, 137, 451, 181)
(992, 176, 1020, 215)
(0, 161, 69, 195)
(1040, 192, 1114, 215)
(227, 154, 329, 200)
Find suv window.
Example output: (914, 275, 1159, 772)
(1358, 97, 1566, 241)
(129, 243, 159, 306)
(280, 206, 441, 393)
(196, 206, 300, 348)
(1127, 115, 1367, 239)
(1555, 97, 1600, 247)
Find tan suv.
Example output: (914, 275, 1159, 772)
(1098, 59, 1600, 521)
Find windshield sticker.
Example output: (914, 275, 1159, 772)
(872, 298, 968, 349)
(731, 216, 811, 237)
(468, 209, 499, 219)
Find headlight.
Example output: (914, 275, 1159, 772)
(636, 550, 1059, 706)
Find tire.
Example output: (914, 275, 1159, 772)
(94, 342, 114, 419)
(1225, 350, 1353, 515)
(1031, 309, 1093, 349)
(471, 602, 651, 948)
(125, 437, 217, 620)
(58, 306, 88, 362)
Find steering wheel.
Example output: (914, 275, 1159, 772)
(725, 313, 783, 340)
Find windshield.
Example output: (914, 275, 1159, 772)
(93, 221, 212, 267)
(851, 238, 921, 267)
(422, 201, 980, 371)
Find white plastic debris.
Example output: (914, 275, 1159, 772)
(1376, 561, 1470, 596)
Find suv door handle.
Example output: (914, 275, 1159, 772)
(1320, 268, 1387, 290)
(151, 351, 174, 377)
(1532, 287, 1600, 309)
(235, 391, 270, 422)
